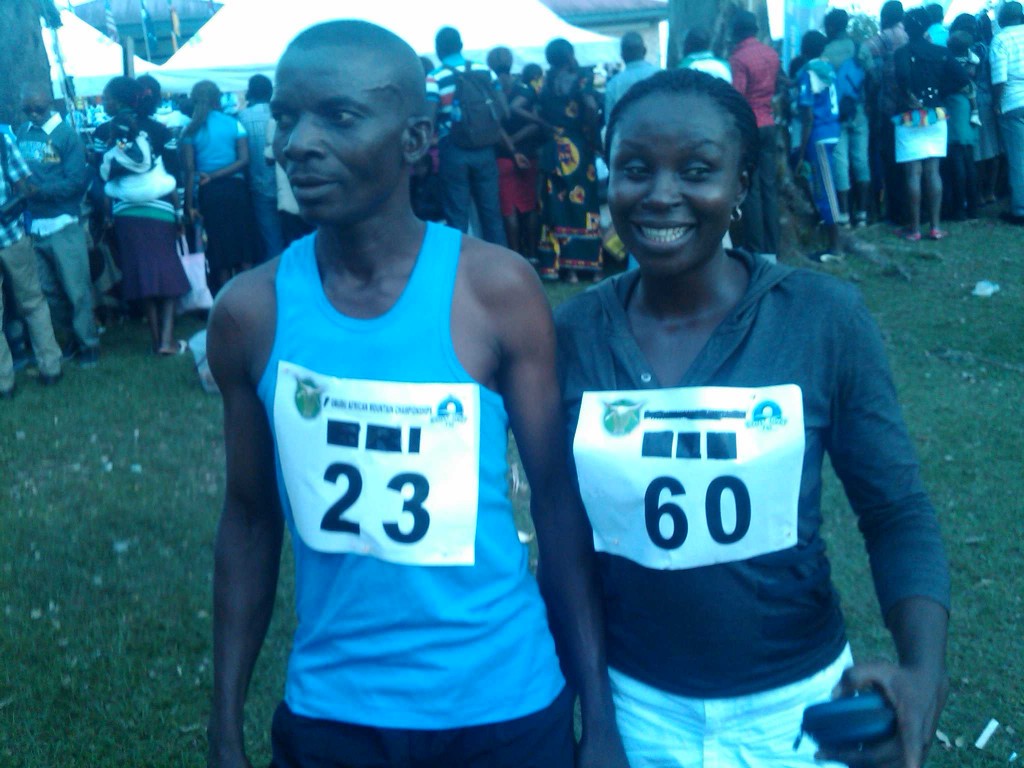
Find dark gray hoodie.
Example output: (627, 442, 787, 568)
(16, 114, 88, 221)
(555, 250, 949, 697)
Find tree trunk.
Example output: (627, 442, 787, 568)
(0, 0, 53, 127)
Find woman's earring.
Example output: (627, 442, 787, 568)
(731, 206, 743, 223)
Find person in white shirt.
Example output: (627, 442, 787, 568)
(991, 1, 1024, 223)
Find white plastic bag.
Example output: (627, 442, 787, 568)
(175, 232, 214, 314)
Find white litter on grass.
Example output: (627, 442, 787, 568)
(976, 718, 1000, 749)
(112, 540, 132, 555)
(189, 330, 219, 395)
(972, 280, 1001, 297)
(936, 730, 952, 749)
(129, 464, 142, 474)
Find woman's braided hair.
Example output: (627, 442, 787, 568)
(605, 68, 760, 177)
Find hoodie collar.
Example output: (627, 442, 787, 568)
(40, 113, 62, 135)
(598, 250, 794, 386)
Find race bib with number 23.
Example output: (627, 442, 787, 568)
(273, 362, 481, 566)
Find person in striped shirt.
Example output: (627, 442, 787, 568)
(0, 132, 63, 397)
(425, 26, 509, 246)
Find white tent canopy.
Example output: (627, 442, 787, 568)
(43, 10, 151, 98)
(153, 0, 618, 93)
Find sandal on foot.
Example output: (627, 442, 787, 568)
(926, 228, 948, 240)
(898, 229, 921, 242)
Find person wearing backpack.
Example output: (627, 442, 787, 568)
(426, 26, 509, 246)
(824, 9, 873, 227)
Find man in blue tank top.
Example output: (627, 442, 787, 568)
(204, 20, 628, 768)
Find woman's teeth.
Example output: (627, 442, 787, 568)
(640, 226, 690, 243)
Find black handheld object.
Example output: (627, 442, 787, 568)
(800, 691, 896, 750)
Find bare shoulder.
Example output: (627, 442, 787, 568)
(208, 259, 280, 384)
(450, 236, 552, 387)
(457, 236, 547, 313)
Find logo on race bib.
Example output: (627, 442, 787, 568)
(746, 400, 787, 432)
(602, 399, 644, 437)
(294, 377, 326, 420)
(431, 395, 467, 427)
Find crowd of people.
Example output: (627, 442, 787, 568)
(1, 7, 1009, 766)
(410, 0, 1024, 269)
(785, 1, 1024, 256)
(3, 1, 1023, 398)
(0, 69, 320, 396)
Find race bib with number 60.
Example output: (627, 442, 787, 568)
(273, 362, 480, 566)
(574, 384, 804, 570)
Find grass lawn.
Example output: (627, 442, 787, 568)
(1, 211, 1021, 766)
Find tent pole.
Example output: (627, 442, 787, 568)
(124, 37, 136, 77)
(47, 26, 77, 119)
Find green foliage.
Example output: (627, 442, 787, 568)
(848, 11, 880, 44)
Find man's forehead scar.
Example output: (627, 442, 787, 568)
(366, 82, 403, 99)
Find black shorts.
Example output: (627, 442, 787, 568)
(270, 686, 573, 768)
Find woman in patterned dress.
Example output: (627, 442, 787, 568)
(536, 38, 603, 283)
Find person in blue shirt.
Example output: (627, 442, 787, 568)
(926, 3, 949, 46)
(796, 31, 842, 261)
(180, 80, 261, 295)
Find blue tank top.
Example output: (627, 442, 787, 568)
(257, 222, 565, 729)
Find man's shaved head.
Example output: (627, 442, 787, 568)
(21, 82, 54, 126)
(20, 82, 52, 103)
(272, 20, 434, 227)
(621, 31, 646, 63)
(283, 20, 427, 117)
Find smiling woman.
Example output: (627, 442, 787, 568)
(604, 74, 755, 296)
(555, 68, 951, 768)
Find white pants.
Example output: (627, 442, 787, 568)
(610, 645, 853, 768)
